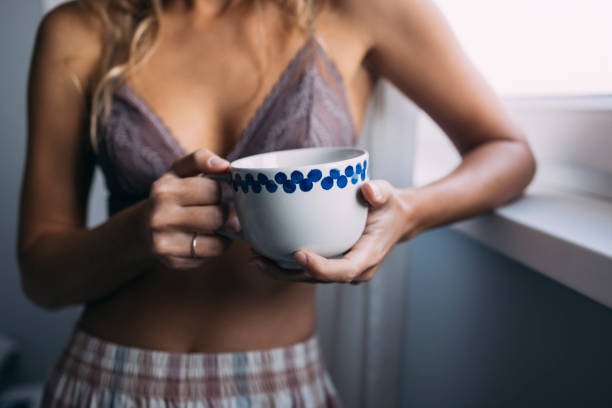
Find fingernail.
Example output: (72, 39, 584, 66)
(294, 251, 308, 267)
(227, 215, 241, 232)
(368, 182, 381, 202)
(208, 156, 229, 169)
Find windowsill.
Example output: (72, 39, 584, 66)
(452, 182, 612, 309)
(414, 98, 612, 309)
(504, 94, 612, 111)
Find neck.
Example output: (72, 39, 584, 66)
(187, 0, 234, 16)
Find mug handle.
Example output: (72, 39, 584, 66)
(201, 173, 245, 241)
(202, 172, 232, 184)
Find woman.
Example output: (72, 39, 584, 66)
(19, 0, 535, 406)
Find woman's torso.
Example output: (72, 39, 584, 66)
(79, 1, 375, 352)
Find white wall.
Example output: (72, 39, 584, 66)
(41, 0, 65, 12)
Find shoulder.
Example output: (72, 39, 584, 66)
(333, 0, 443, 49)
(37, 1, 103, 56)
(34, 1, 104, 91)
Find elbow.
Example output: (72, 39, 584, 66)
(20, 277, 66, 311)
(17, 246, 70, 311)
(496, 137, 536, 207)
(19, 269, 66, 311)
(517, 138, 537, 192)
(22, 283, 66, 311)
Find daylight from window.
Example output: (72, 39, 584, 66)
(436, 0, 612, 96)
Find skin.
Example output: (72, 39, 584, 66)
(19, 0, 535, 352)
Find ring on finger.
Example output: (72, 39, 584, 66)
(190, 232, 198, 258)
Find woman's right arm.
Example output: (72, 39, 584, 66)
(18, 4, 232, 310)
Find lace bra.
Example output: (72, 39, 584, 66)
(96, 35, 357, 215)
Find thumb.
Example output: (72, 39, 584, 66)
(172, 149, 230, 177)
(361, 180, 393, 208)
(225, 211, 242, 233)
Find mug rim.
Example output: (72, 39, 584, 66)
(230, 147, 368, 172)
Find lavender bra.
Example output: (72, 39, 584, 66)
(96, 35, 357, 215)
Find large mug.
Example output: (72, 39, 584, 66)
(206, 147, 370, 269)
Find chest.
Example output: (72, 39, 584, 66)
(123, 7, 374, 156)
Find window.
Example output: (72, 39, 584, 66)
(417, 1, 612, 194)
(435, 0, 612, 96)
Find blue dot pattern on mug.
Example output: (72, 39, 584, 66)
(232, 160, 368, 194)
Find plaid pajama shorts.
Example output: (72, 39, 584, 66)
(42, 328, 341, 407)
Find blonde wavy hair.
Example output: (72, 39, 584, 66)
(78, 0, 322, 149)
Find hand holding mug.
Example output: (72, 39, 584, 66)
(251, 179, 415, 284)
(143, 149, 236, 270)
(209, 147, 370, 270)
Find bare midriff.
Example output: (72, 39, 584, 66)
(78, 242, 318, 352)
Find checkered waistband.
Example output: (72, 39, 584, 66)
(50, 328, 326, 401)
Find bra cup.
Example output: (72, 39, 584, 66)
(97, 96, 178, 199)
(96, 37, 357, 215)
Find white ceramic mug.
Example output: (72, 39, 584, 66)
(206, 147, 370, 269)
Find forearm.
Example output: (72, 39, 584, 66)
(19, 200, 152, 309)
(400, 139, 536, 241)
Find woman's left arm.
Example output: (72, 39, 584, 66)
(253, 0, 535, 283)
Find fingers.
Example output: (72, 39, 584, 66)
(350, 264, 380, 283)
(360, 180, 393, 208)
(152, 231, 231, 259)
(249, 256, 330, 284)
(160, 256, 205, 270)
(249, 179, 396, 283)
(225, 211, 242, 233)
(149, 202, 229, 234)
(171, 149, 229, 178)
(292, 179, 396, 283)
(294, 234, 382, 283)
(146, 149, 233, 267)
(150, 175, 222, 206)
